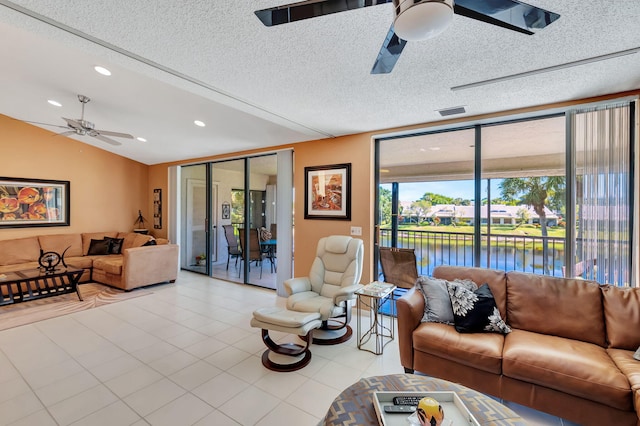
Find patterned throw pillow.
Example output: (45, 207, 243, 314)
(446, 282, 511, 334)
(416, 277, 478, 324)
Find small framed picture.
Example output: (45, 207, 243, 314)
(221, 202, 231, 220)
(304, 163, 351, 220)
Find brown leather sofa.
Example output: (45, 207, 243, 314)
(0, 231, 179, 291)
(397, 265, 640, 426)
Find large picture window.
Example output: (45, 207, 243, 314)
(376, 99, 636, 287)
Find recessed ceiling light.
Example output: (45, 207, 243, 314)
(429, 147, 441, 151)
(94, 66, 111, 76)
(136, 137, 147, 142)
(47, 99, 62, 107)
(194, 120, 206, 127)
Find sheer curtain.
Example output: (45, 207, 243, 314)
(570, 101, 634, 286)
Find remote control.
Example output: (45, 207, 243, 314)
(384, 405, 416, 413)
(393, 396, 424, 406)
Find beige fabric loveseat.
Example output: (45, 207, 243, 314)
(397, 265, 640, 426)
(0, 231, 179, 291)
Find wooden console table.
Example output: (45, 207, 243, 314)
(0, 268, 84, 306)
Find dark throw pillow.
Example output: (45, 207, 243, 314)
(87, 238, 110, 256)
(104, 237, 124, 254)
(447, 283, 511, 334)
(142, 238, 157, 246)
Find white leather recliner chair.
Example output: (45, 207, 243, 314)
(284, 235, 364, 344)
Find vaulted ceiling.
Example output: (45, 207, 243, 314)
(0, 1, 639, 165)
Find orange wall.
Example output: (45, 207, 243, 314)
(293, 134, 375, 282)
(0, 114, 149, 241)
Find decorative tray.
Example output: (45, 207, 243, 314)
(373, 391, 481, 426)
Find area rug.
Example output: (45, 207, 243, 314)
(0, 283, 152, 331)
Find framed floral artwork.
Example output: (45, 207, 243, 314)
(0, 177, 70, 228)
(304, 163, 351, 220)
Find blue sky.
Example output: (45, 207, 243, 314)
(382, 180, 504, 202)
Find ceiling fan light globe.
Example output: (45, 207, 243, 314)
(393, 0, 454, 42)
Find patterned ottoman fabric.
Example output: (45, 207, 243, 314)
(322, 374, 525, 426)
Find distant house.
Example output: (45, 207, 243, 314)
(428, 204, 559, 226)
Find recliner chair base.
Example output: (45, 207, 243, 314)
(260, 329, 313, 372)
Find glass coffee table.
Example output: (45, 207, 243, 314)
(322, 374, 524, 426)
(0, 267, 84, 306)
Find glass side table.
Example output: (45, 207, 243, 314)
(355, 282, 397, 355)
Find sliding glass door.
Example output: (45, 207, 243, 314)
(180, 164, 208, 273)
(179, 153, 288, 291)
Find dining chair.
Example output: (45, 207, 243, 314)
(223, 224, 242, 270)
(238, 228, 264, 278)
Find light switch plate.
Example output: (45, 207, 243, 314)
(350, 226, 362, 236)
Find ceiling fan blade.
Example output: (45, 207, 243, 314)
(21, 120, 69, 130)
(371, 25, 407, 74)
(95, 130, 134, 139)
(54, 131, 77, 137)
(256, 0, 392, 27)
(454, 0, 559, 35)
(92, 134, 122, 146)
(62, 117, 83, 128)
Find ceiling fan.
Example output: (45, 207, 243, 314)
(255, 0, 560, 74)
(26, 94, 134, 146)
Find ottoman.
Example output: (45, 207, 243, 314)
(251, 307, 322, 372)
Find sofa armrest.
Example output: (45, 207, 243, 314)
(123, 244, 179, 290)
(397, 286, 425, 371)
(284, 277, 311, 295)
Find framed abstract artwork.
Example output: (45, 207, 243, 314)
(0, 177, 70, 228)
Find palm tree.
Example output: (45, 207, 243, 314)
(500, 176, 565, 271)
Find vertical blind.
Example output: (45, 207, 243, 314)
(571, 101, 633, 286)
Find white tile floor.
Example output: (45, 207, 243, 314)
(0, 271, 579, 426)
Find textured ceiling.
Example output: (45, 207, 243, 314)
(0, 0, 639, 165)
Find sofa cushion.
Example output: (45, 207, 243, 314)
(64, 256, 93, 269)
(433, 266, 507, 320)
(608, 349, 640, 391)
(118, 232, 154, 250)
(412, 322, 504, 374)
(38, 234, 83, 258)
(82, 232, 118, 255)
(602, 285, 640, 350)
(87, 239, 110, 256)
(503, 329, 631, 411)
(506, 271, 606, 346)
(448, 283, 511, 334)
(0, 262, 40, 273)
(0, 237, 41, 266)
(93, 257, 123, 275)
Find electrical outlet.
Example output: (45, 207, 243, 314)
(350, 226, 362, 236)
